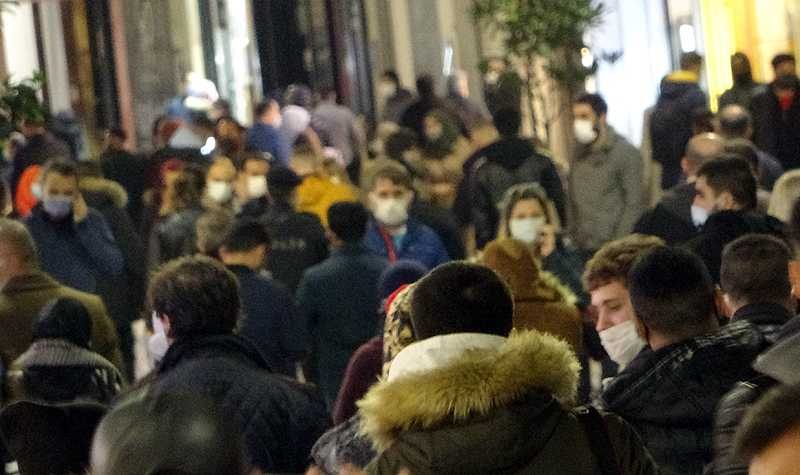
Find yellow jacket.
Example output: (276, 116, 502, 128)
(296, 175, 358, 226)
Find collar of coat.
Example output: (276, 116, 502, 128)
(357, 329, 579, 450)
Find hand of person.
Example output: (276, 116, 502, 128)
(538, 224, 556, 258)
(73, 192, 88, 223)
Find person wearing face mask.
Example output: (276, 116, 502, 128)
(600, 247, 767, 475)
(685, 155, 785, 283)
(24, 160, 125, 296)
(378, 70, 415, 125)
(634, 133, 725, 245)
(0, 218, 122, 371)
(751, 53, 800, 171)
(245, 98, 291, 165)
(204, 156, 237, 210)
(569, 93, 645, 257)
(719, 53, 766, 111)
(583, 235, 665, 375)
(496, 183, 588, 308)
(363, 165, 450, 269)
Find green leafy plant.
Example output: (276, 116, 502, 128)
(472, 0, 604, 138)
(0, 72, 48, 139)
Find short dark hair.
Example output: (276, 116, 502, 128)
(41, 159, 79, 184)
(721, 234, 792, 305)
(771, 53, 796, 70)
(410, 262, 513, 340)
(628, 246, 715, 337)
(222, 219, 271, 253)
(575, 92, 608, 117)
(195, 210, 235, 257)
(33, 298, 93, 349)
(697, 156, 758, 211)
(92, 392, 245, 475)
(253, 99, 276, 118)
(718, 106, 752, 138)
(148, 256, 241, 340)
(493, 107, 522, 137)
(681, 52, 704, 70)
(735, 383, 800, 461)
(328, 202, 369, 243)
(383, 70, 400, 85)
(416, 74, 435, 97)
(369, 164, 413, 192)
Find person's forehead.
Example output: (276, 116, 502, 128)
(591, 280, 627, 301)
(573, 103, 595, 114)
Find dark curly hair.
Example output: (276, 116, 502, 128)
(148, 256, 241, 340)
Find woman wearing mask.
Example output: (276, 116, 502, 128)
(203, 156, 237, 211)
(497, 183, 588, 308)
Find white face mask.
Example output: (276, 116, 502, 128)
(207, 180, 233, 203)
(31, 182, 43, 200)
(599, 320, 647, 370)
(247, 175, 268, 199)
(509, 217, 546, 244)
(691, 204, 709, 227)
(574, 119, 598, 144)
(373, 197, 410, 227)
(148, 312, 169, 364)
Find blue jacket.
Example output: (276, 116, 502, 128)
(296, 243, 388, 407)
(246, 122, 291, 164)
(364, 219, 450, 269)
(227, 265, 305, 376)
(25, 206, 124, 294)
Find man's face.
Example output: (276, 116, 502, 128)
(775, 60, 797, 79)
(750, 427, 800, 475)
(43, 172, 78, 201)
(590, 280, 635, 332)
(573, 103, 597, 124)
(371, 177, 410, 201)
(694, 176, 736, 213)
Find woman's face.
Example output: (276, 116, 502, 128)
(510, 198, 545, 221)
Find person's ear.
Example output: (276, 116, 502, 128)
(718, 191, 735, 210)
(680, 157, 690, 176)
(718, 289, 734, 319)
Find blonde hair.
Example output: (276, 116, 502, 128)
(497, 183, 561, 239)
(768, 170, 800, 222)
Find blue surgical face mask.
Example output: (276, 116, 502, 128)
(42, 195, 73, 220)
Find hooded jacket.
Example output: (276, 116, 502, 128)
(470, 137, 566, 248)
(601, 321, 767, 475)
(650, 70, 708, 189)
(481, 238, 582, 355)
(360, 331, 657, 474)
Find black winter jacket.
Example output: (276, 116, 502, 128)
(151, 334, 329, 473)
(601, 321, 767, 475)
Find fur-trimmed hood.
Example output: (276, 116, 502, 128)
(358, 330, 580, 450)
(79, 176, 128, 209)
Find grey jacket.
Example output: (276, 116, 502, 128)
(569, 128, 644, 251)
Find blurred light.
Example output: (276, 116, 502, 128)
(581, 47, 594, 68)
(679, 24, 696, 52)
(443, 45, 454, 76)
(201, 137, 216, 155)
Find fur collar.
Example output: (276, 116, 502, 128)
(358, 330, 579, 450)
(79, 176, 128, 209)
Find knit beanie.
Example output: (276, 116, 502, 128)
(32, 298, 93, 348)
(410, 262, 514, 340)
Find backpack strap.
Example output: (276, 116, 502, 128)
(573, 406, 621, 475)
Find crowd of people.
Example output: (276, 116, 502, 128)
(0, 50, 799, 474)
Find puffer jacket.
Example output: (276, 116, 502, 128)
(600, 321, 767, 475)
(150, 334, 329, 473)
(360, 330, 657, 474)
(6, 338, 123, 404)
(710, 317, 800, 475)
